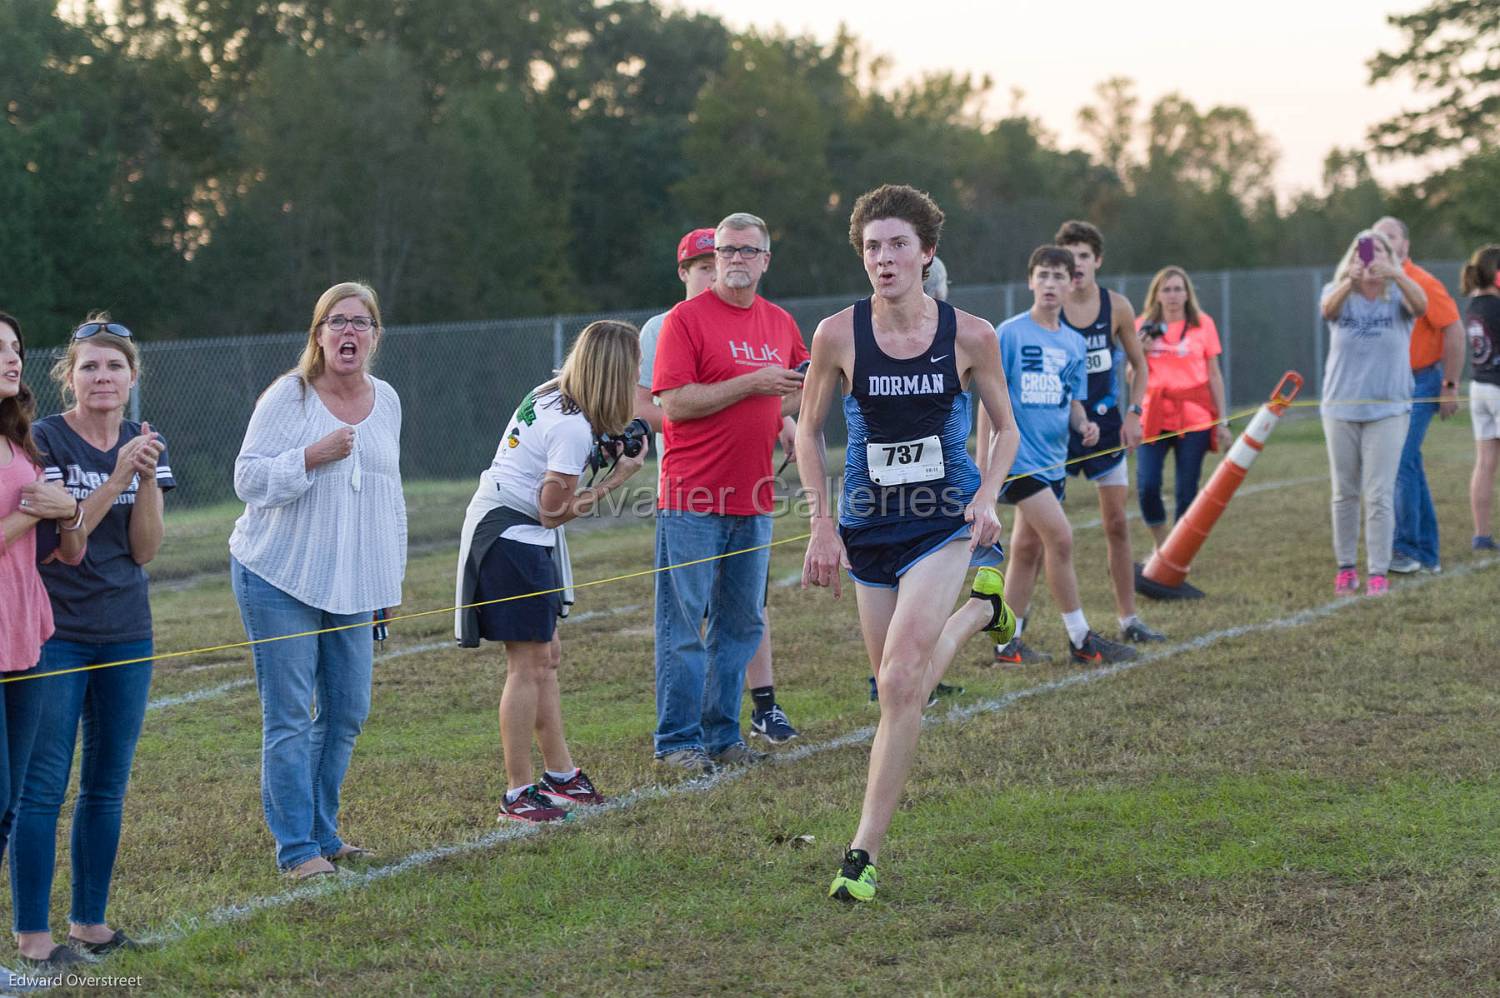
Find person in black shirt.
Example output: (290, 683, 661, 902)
(1461, 245, 1500, 551)
(12, 316, 170, 967)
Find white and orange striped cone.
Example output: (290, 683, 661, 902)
(1135, 371, 1304, 600)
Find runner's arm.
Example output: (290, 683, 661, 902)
(961, 319, 1018, 505)
(1113, 292, 1147, 447)
(796, 317, 850, 595)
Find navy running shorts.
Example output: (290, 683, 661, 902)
(1068, 407, 1125, 480)
(474, 536, 563, 643)
(839, 515, 1003, 589)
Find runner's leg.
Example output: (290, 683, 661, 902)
(1004, 509, 1044, 619)
(1097, 482, 1137, 618)
(1018, 489, 1083, 614)
(849, 541, 972, 863)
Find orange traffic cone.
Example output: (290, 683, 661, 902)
(1135, 372, 1304, 600)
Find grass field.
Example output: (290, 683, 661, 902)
(9, 412, 1500, 996)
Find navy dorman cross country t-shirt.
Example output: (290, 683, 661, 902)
(32, 415, 176, 644)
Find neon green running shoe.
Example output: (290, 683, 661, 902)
(829, 848, 877, 903)
(971, 567, 1017, 643)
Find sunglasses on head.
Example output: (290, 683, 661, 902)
(72, 322, 134, 341)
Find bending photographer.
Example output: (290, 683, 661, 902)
(456, 320, 645, 823)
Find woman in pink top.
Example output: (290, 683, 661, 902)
(0, 312, 85, 897)
(1133, 268, 1231, 550)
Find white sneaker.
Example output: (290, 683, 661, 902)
(1387, 556, 1422, 574)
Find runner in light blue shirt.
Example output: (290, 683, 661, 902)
(979, 245, 1138, 668)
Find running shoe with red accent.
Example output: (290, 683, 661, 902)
(497, 785, 571, 824)
(993, 637, 1052, 666)
(1067, 631, 1137, 665)
(539, 769, 607, 807)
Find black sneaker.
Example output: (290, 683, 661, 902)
(750, 704, 800, 745)
(994, 637, 1052, 666)
(828, 848, 877, 902)
(1068, 631, 1138, 665)
(868, 677, 947, 709)
(1119, 618, 1166, 642)
(931, 681, 964, 701)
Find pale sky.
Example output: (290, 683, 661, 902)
(677, 0, 1430, 199)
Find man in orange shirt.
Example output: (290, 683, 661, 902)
(1374, 216, 1464, 574)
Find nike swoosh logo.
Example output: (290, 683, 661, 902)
(931, 355, 948, 363)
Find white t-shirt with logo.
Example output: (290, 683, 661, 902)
(468, 386, 595, 547)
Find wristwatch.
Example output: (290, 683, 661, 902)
(1128, 403, 1143, 416)
(1443, 380, 1458, 390)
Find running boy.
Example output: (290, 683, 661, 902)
(797, 184, 1020, 902)
(981, 246, 1138, 666)
(1052, 220, 1163, 644)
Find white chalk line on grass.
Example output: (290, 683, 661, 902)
(141, 474, 1320, 714)
(136, 553, 1495, 953)
(145, 604, 652, 714)
(146, 679, 255, 713)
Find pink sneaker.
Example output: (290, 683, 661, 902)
(1334, 568, 1359, 596)
(1366, 574, 1389, 596)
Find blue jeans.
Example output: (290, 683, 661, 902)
(1136, 429, 1213, 526)
(1394, 363, 1442, 566)
(653, 511, 771, 756)
(8, 639, 152, 932)
(230, 558, 372, 870)
(0, 667, 46, 869)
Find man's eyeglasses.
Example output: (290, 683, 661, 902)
(714, 245, 767, 260)
(72, 322, 134, 341)
(321, 315, 376, 333)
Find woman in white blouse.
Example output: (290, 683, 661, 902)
(228, 282, 406, 879)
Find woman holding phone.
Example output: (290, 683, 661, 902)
(455, 320, 644, 824)
(1319, 230, 1427, 596)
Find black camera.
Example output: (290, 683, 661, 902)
(588, 417, 650, 472)
(1141, 321, 1168, 339)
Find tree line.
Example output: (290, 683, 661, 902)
(1, 0, 1493, 343)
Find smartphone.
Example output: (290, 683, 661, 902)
(1357, 236, 1375, 266)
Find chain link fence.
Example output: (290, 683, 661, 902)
(26, 261, 1464, 508)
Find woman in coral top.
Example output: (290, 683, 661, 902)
(1133, 268, 1231, 550)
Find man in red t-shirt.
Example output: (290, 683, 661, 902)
(650, 212, 809, 772)
(1374, 217, 1464, 573)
